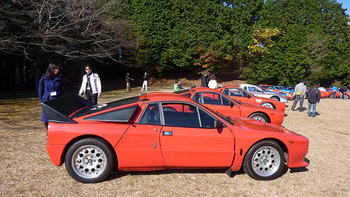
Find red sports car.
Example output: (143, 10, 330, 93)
(179, 87, 286, 126)
(217, 86, 286, 112)
(42, 93, 308, 183)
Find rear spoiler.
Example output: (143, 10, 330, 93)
(41, 94, 93, 123)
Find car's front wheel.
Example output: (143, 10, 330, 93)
(243, 140, 285, 180)
(261, 102, 275, 109)
(65, 138, 115, 183)
(248, 112, 269, 122)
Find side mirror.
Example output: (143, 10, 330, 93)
(213, 120, 223, 129)
(247, 95, 251, 99)
(230, 102, 234, 108)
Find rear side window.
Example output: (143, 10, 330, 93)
(139, 104, 161, 125)
(84, 105, 138, 122)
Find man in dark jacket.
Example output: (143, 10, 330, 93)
(307, 83, 321, 117)
(200, 71, 209, 87)
(339, 85, 348, 100)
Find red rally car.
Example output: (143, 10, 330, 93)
(179, 87, 287, 126)
(42, 93, 309, 183)
(217, 86, 287, 112)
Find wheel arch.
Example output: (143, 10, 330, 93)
(270, 96, 280, 101)
(261, 102, 276, 109)
(241, 138, 288, 168)
(61, 135, 118, 169)
(248, 111, 271, 123)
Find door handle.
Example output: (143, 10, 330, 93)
(162, 131, 173, 136)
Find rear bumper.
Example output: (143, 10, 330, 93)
(46, 144, 65, 166)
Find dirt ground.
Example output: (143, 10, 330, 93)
(0, 83, 349, 197)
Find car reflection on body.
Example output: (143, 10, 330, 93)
(42, 93, 308, 183)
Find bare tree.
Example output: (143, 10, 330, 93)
(0, 0, 136, 64)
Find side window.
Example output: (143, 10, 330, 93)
(193, 93, 202, 103)
(227, 88, 243, 97)
(139, 104, 160, 125)
(202, 92, 221, 105)
(162, 103, 200, 127)
(222, 96, 231, 106)
(223, 89, 229, 95)
(199, 109, 216, 128)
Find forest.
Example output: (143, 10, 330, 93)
(1, 0, 349, 89)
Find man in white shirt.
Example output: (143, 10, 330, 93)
(291, 79, 306, 111)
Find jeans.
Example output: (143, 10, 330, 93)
(291, 95, 304, 111)
(308, 102, 317, 117)
(86, 91, 98, 105)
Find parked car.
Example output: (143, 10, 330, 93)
(217, 85, 286, 112)
(179, 87, 286, 126)
(318, 87, 332, 98)
(42, 93, 309, 183)
(272, 86, 294, 99)
(238, 84, 288, 103)
(325, 88, 341, 98)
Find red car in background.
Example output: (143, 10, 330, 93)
(42, 93, 308, 183)
(217, 86, 286, 112)
(325, 88, 341, 98)
(179, 87, 287, 126)
(318, 87, 332, 98)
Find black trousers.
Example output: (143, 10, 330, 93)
(86, 91, 98, 105)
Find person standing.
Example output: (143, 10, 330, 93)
(38, 62, 64, 129)
(208, 75, 218, 89)
(200, 71, 209, 87)
(79, 64, 102, 105)
(307, 83, 321, 117)
(141, 72, 148, 91)
(331, 85, 338, 99)
(339, 85, 348, 100)
(291, 79, 307, 112)
(126, 72, 134, 91)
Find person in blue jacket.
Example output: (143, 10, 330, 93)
(38, 62, 64, 129)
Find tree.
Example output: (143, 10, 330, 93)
(0, 0, 137, 88)
(245, 0, 350, 86)
(128, 0, 263, 77)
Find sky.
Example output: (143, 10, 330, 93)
(337, 0, 350, 16)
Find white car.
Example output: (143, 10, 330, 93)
(238, 84, 288, 103)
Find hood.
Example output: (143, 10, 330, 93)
(231, 117, 293, 134)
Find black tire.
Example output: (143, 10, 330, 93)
(65, 138, 115, 183)
(270, 96, 280, 101)
(248, 112, 269, 122)
(243, 140, 285, 180)
(261, 102, 275, 109)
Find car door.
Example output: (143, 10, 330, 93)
(116, 103, 165, 169)
(159, 102, 235, 167)
(193, 92, 241, 117)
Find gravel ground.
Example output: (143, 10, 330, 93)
(0, 86, 349, 197)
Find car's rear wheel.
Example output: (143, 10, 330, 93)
(261, 102, 275, 109)
(243, 140, 285, 180)
(65, 138, 115, 183)
(248, 112, 269, 122)
(270, 96, 280, 101)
